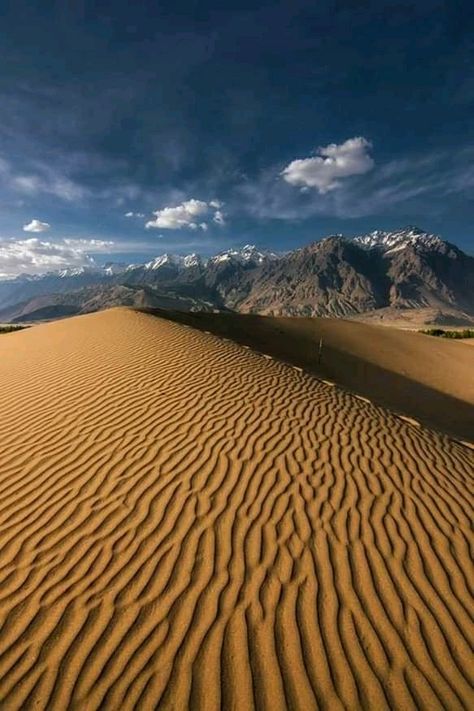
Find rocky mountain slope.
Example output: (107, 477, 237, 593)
(0, 228, 472, 322)
(238, 227, 474, 318)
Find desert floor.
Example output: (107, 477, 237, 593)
(0, 308, 472, 710)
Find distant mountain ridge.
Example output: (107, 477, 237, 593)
(1, 228, 473, 324)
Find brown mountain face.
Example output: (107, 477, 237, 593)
(235, 231, 474, 318)
(235, 237, 389, 316)
(386, 240, 474, 311)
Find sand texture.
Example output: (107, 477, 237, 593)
(0, 308, 473, 710)
(143, 309, 474, 442)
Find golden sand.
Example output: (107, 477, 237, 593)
(0, 308, 472, 710)
(144, 309, 474, 442)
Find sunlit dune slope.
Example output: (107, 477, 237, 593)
(0, 307, 472, 710)
(142, 309, 474, 442)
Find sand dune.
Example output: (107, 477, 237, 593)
(142, 309, 474, 442)
(0, 307, 472, 710)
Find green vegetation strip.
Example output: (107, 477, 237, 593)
(0, 325, 27, 334)
(420, 328, 474, 339)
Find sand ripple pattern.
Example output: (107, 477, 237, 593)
(0, 308, 472, 710)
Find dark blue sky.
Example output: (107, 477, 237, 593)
(0, 0, 473, 273)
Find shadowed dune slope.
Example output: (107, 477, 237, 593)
(141, 309, 474, 442)
(0, 307, 473, 710)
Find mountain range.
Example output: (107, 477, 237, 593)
(1, 227, 473, 325)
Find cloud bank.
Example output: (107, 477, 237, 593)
(0, 238, 113, 278)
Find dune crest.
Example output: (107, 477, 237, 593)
(0, 308, 472, 710)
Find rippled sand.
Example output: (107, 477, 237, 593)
(0, 308, 472, 710)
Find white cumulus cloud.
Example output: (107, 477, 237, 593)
(146, 198, 225, 231)
(281, 137, 374, 193)
(23, 218, 51, 233)
(125, 211, 145, 218)
(0, 238, 114, 278)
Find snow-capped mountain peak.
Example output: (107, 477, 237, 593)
(102, 262, 128, 276)
(353, 227, 444, 254)
(56, 266, 99, 278)
(144, 254, 180, 270)
(209, 244, 281, 266)
(56, 263, 128, 278)
(183, 253, 202, 268)
(144, 253, 203, 270)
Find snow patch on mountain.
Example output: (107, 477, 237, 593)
(144, 254, 180, 270)
(209, 245, 281, 266)
(354, 227, 444, 254)
(144, 253, 204, 270)
(57, 266, 100, 278)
